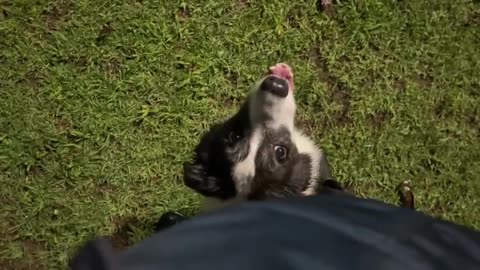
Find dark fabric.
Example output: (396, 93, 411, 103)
(70, 194, 480, 270)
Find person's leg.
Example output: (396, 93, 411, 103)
(70, 194, 480, 270)
(152, 177, 349, 232)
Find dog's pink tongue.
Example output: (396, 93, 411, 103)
(268, 63, 294, 92)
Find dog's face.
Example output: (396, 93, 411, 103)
(183, 63, 332, 204)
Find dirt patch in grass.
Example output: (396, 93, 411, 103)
(433, 97, 453, 118)
(54, 115, 73, 134)
(287, 4, 306, 28)
(295, 117, 316, 135)
(220, 95, 239, 108)
(96, 22, 114, 42)
(466, 107, 479, 136)
(317, 0, 335, 17)
(429, 200, 449, 219)
(224, 70, 240, 86)
(309, 47, 331, 83)
(331, 88, 352, 126)
(393, 78, 407, 93)
(415, 73, 434, 88)
(17, 71, 43, 91)
(310, 46, 353, 127)
(231, 0, 251, 12)
(42, 0, 73, 30)
(352, 180, 385, 199)
(469, 82, 479, 97)
(0, 2, 11, 20)
(128, 0, 144, 5)
(0, 240, 48, 270)
(368, 111, 393, 129)
(109, 217, 142, 252)
(26, 165, 46, 176)
(25, 71, 43, 89)
(102, 58, 122, 78)
(94, 179, 118, 199)
(464, 10, 480, 27)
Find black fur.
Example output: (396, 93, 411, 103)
(183, 100, 251, 200)
(248, 127, 313, 200)
(183, 72, 334, 202)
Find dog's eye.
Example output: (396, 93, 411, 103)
(274, 145, 288, 162)
(226, 131, 242, 145)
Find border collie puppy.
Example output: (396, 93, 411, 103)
(154, 63, 414, 231)
(183, 63, 335, 212)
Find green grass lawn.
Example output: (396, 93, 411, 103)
(1, 0, 479, 268)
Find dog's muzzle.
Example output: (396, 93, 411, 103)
(260, 76, 289, 98)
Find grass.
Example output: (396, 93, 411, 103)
(0, 0, 479, 268)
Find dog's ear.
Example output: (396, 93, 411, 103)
(183, 162, 205, 190)
(183, 162, 235, 199)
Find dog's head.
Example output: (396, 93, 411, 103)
(183, 63, 332, 203)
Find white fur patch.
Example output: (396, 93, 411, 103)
(265, 93, 296, 131)
(290, 128, 323, 196)
(248, 76, 296, 131)
(231, 127, 263, 195)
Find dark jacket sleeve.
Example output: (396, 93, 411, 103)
(70, 194, 480, 270)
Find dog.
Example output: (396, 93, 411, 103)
(182, 63, 335, 209)
(154, 63, 414, 231)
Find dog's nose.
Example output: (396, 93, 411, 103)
(260, 76, 289, 97)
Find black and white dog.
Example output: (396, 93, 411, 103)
(155, 63, 413, 230)
(155, 63, 341, 230)
(183, 63, 335, 212)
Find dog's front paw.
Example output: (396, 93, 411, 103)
(183, 162, 207, 189)
(183, 162, 223, 197)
